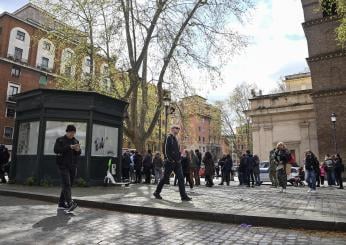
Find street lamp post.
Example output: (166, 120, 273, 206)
(163, 91, 171, 147)
(163, 91, 171, 184)
(331, 112, 337, 154)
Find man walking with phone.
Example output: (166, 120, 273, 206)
(54, 124, 81, 212)
(153, 125, 192, 201)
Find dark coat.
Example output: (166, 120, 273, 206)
(305, 154, 319, 172)
(53, 135, 81, 168)
(245, 154, 255, 172)
(181, 156, 190, 174)
(223, 158, 233, 173)
(164, 134, 181, 163)
(0, 147, 10, 165)
(153, 157, 163, 169)
(122, 153, 131, 169)
(142, 154, 153, 169)
(253, 156, 260, 174)
(239, 157, 247, 173)
(134, 153, 143, 171)
(203, 158, 215, 176)
(274, 149, 290, 164)
(335, 159, 344, 173)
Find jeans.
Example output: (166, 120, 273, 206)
(254, 173, 261, 185)
(306, 169, 316, 190)
(155, 161, 188, 198)
(246, 170, 254, 186)
(327, 168, 335, 185)
(154, 168, 162, 183)
(58, 167, 76, 205)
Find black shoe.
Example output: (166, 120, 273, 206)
(218, 183, 224, 185)
(66, 201, 78, 212)
(338, 187, 344, 189)
(153, 192, 162, 199)
(57, 202, 68, 210)
(181, 196, 192, 201)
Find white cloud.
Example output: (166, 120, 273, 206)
(203, 0, 309, 102)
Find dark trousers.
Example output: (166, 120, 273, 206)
(335, 172, 343, 189)
(223, 171, 231, 185)
(320, 176, 325, 185)
(238, 172, 244, 185)
(205, 174, 213, 187)
(246, 170, 255, 186)
(0, 164, 6, 183)
(122, 167, 129, 180)
(135, 169, 142, 183)
(184, 172, 193, 188)
(58, 167, 76, 205)
(144, 168, 151, 184)
(155, 161, 188, 198)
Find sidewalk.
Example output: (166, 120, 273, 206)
(0, 181, 345, 232)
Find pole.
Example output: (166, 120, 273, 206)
(158, 113, 162, 152)
(165, 105, 168, 140)
(333, 122, 337, 153)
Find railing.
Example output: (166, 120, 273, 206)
(6, 53, 28, 64)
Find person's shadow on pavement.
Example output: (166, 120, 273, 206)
(32, 210, 74, 231)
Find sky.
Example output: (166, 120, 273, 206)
(0, 0, 309, 102)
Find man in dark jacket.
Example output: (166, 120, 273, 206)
(245, 150, 256, 187)
(238, 154, 247, 185)
(153, 125, 191, 201)
(223, 154, 233, 185)
(133, 152, 143, 183)
(54, 125, 81, 212)
(122, 151, 131, 181)
(143, 150, 153, 184)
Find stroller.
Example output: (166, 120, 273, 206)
(288, 167, 305, 187)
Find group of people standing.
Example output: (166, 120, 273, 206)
(266, 142, 344, 193)
(237, 151, 261, 187)
(303, 152, 344, 192)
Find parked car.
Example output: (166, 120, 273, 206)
(260, 161, 299, 184)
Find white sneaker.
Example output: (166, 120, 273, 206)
(311, 189, 317, 193)
(307, 188, 311, 193)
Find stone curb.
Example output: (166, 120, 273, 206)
(1, 189, 345, 232)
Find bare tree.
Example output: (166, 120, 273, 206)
(34, 0, 254, 153)
(216, 82, 257, 155)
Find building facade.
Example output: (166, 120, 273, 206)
(177, 95, 222, 159)
(301, 0, 346, 160)
(246, 73, 319, 164)
(0, 4, 112, 150)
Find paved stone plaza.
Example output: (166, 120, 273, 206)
(1, 195, 346, 245)
(0, 180, 345, 231)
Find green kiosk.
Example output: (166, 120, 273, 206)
(10, 89, 128, 186)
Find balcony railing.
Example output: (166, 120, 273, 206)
(6, 54, 28, 64)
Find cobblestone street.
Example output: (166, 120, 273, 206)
(1, 195, 346, 245)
